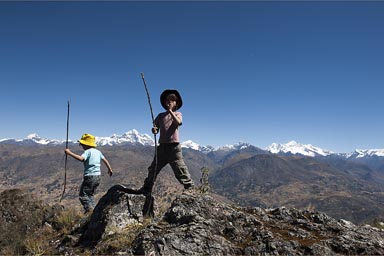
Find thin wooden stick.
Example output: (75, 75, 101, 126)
(60, 100, 70, 202)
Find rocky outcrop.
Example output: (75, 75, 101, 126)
(2, 187, 382, 255)
(79, 184, 153, 247)
(131, 193, 384, 255)
(73, 188, 384, 255)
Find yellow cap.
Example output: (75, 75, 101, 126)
(78, 133, 97, 147)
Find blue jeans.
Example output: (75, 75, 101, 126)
(79, 175, 100, 211)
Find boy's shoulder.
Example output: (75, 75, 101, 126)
(85, 148, 102, 153)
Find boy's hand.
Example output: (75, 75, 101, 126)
(64, 148, 71, 155)
(152, 127, 159, 134)
(108, 169, 113, 177)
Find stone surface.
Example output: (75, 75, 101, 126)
(131, 192, 384, 255)
(70, 187, 384, 255)
(79, 184, 153, 247)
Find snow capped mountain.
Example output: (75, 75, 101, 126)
(0, 130, 155, 147)
(215, 142, 253, 152)
(26, 133, 63, 145)
(181, 140, 216, 153)
(344, 149, 384, 159)
(2, 131, 384, 160)
(0, 133, 63, 145)
(266, 141, 333, 157)
(181, 140, 201, 150)
(96, 129, 154, 146)
(181, 141, 253, 153)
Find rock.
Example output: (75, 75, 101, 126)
(79, 184, 153, 247)
(131, 193, 384, 255)
(67, 187, 384, 255)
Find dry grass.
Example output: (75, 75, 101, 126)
(24, 236, 46, 256)
(54, 207, 83, 235)
(94, 218, 153, 255)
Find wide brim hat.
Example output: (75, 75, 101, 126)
(160, 89, 183, 110)
(78, 133, 97, 147)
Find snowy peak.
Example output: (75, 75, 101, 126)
(215, 142, 252, 152)
(181, 140, 216, 153)
(26, 133, 63, 145)
(266, 140, 333, 157)
(0, 130, 155, 147)
(180, 141, 253, 153)
(0, 133, 63, 145)
(345, 149, 384, 159)
(96, 129, 154, 146)
(181, 140, 201, 150)
(26, 133, 39, 140)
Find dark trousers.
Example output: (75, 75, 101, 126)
(79, 175, 100, 211)
(142, 143, 194, 192)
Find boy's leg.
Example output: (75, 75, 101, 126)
(79, 175, 100, 212)
(79, 178, 90, 211)
(140, 145, 168, 194)
(170, 145, 194, 189)
(88, 175, 100, 208)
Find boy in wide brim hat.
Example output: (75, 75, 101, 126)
(160, 89, 183, 110)
(65, 133, 113, 213)
(138, 89, 194, 195)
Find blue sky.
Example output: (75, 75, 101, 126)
(1, 1, 383, 153)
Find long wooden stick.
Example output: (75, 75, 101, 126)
(140, 73, 158, 216)
(141, 73, 155, 125)
(141, 73, 158, 171)
(60, 100, 70, 202)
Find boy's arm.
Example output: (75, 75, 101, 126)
(168, 110, 182, 126)
(102, 158, 113, 176)
(64, 149, 84, 161)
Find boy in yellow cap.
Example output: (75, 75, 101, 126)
(65, 133, 113, 213)
(138, 89, 194, 195)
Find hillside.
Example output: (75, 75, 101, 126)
(209, 154, 384, 224)
(1, 188, 384, 255)
(0, 144, 205, 208)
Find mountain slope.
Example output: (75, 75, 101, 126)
(209, 154, 384, 224)
(0, 143, 210, 207)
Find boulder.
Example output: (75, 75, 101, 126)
(79, 184, 153, 247)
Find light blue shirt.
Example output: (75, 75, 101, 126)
(81, 148, 104, 176)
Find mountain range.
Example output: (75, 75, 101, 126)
(2, 129, 384, 159)
(2, 129, 384, 225)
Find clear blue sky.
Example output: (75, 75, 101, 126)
(1, 1, 384, 153)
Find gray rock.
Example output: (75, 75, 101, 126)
(73, 188, 384, 255)
(131, 193, 384, 255)
(79, 184, 153, 247)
